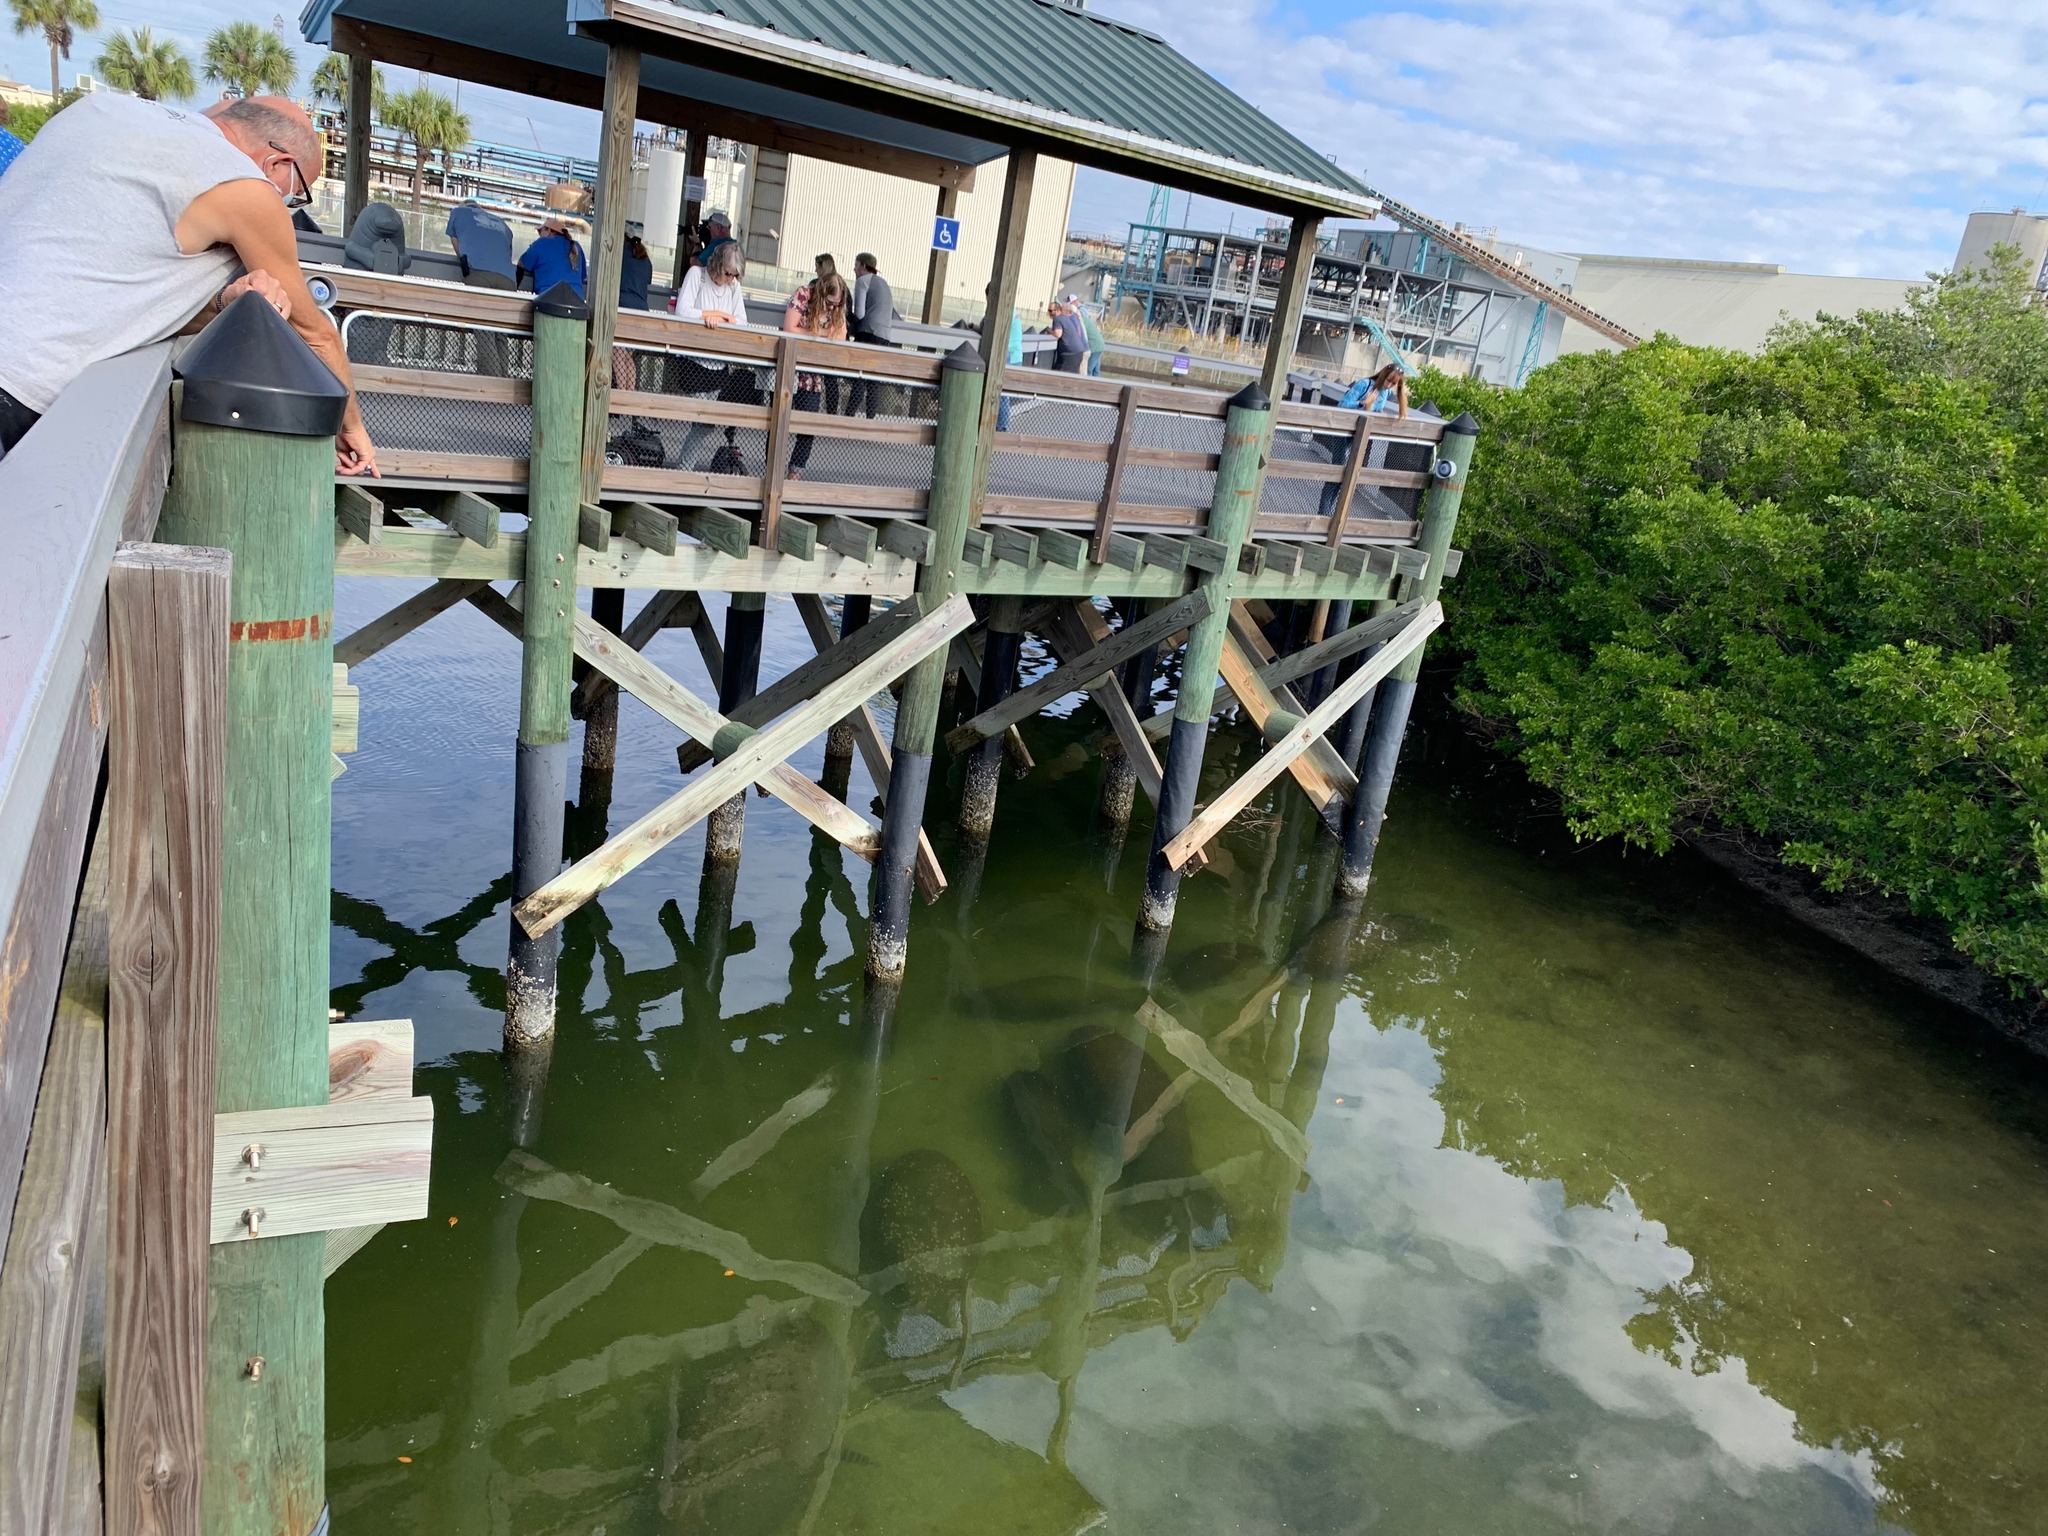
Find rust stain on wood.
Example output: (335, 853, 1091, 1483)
(227, 614, 329, 643)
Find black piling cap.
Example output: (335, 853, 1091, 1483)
(1446, 410, 1481, 436)
(942, 341, 985, 373)
(534, 282, 591, 321)
(1226, 381, 1270, 412)
(175, 291, 348, 437)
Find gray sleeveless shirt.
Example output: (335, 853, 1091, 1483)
(0, 93, 265, 411)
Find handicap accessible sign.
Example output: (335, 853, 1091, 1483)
(933, 216, 961, 252)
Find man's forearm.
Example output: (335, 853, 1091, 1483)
(298, 315, 367, 434)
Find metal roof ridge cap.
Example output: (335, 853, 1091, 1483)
(600, 0, 1379, 214)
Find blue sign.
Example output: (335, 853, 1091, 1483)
(932, 216, 961, 253)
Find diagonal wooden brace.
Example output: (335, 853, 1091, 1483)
(572, 588, 697, 719)
(333, 578, 489, 668)
(1160, 602, 1442, 873)
(469, 586, 883, 874)
(1219, 606, 1357, 837)
(944, 587, 1211, 754)
(1256, 599, 1426, 693)
(512, 595, 976, 937)
(792, 595, 949, 903)
(1043, 599, 1169, 812)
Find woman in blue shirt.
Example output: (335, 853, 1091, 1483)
(517, 214, 588, 297)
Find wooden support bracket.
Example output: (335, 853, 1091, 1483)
(1100, 531, 1146, 572)
(821, 515, 878, 564)
(961, 527, 993, 567)
(991, 527, 1039, 568)
(1140, 534, 1189, 574)
(1184, 535, 1229, 574)
(573, 588, 694, 719)
(878, 520, 936, 564)
(332, 663, 358, 754)
(1029, 525, 1088, 570)
(1256, 599, 1425, 693)
(579, 501, 612, 553)
(618, 501, 680, 556)
(335, 483, 383, 544)
(1297, 543, 1335, 577)
(676, 504, 751, 559)
(332, 578, 489, 669)
(428, 490, 499, 548)
(777, 511, 819, 560)
(211, 1095, 432, 1246)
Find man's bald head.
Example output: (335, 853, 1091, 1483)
(206, 95, 321, 179)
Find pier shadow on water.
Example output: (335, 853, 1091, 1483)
(325, 581, 2048, 1536)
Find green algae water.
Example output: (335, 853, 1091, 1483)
(326, 580, 2048, 1536)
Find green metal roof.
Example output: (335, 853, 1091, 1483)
(595, 0, 1379, 214)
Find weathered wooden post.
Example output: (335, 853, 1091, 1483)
(958, 595, 1024, 840)
(1336, 412, 1477, 897)
(1100, 599, 1158, 831)
(151, 293, 348, 1536)
(868, 344, 985, 981)
(705, 593, 766, 863)
(1137, 383, 1270, 937)
(507, 284, 591, 1047)
(822, 594, 869, 776)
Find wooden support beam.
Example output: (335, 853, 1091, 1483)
(675, 598, 922, 773)
(331, 664, 358, 755)
(427, 489, 499, 548)
(1256, 599, 1425, 692)
(1297, 543, 1335, 576)
(1326, 416, 1371, 546)
(335, 483, 382, 544)
(208, 1098, 432, 1245)
(105, 543, 229, 1536)
(1259, 542, 1302, 577)
(961, 526, 993, 567)
(947, 588, 1209, 752)
(877, 520, 935, 564)
(0, 825, 109, 1536)
(1044, 600, 1171, 819)
(578, 40, 642, 507)
(332, 578, 487, 668)
(617, 501, 680, 557)
(1140, 534, 1189, 574)
(991, 527, 1039, 568)
(820, 515, 878, 564)
(578, 502, 611, 553)
(1091, 385, 1141, 564)
(776, 511, 818, 560)
(1029, 525, 1088, 570)
(1161, 602, 1442, 872)
(512, 595, 974, 937)
(1259, 217, 1323, 405)
(1333, 544, 1367, 578)
(342, 41, 373, 232)
(676, 504, 750, 559)
(760, 335, 796, 551)
(471, 587, 878, 866)
(793, 595, 947, 903)
(923, 185, 959, 325)
(971, 151, 1038, 515)
(1184, 535, 1229, 575)
(1100, 530, 1145, 572)
(1237, 543, 1267, 579)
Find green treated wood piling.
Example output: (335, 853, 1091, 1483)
(706, 592, 766, 864)
(152, 293, 348, 1536)
(1336, 412, 1478, 897)
(959, 595, 1024, 840)
(868, 344, 986, 981)
(1138, 383, 1272, 937)
(508, 284, 591, 1047)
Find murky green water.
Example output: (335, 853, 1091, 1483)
(326, 581, 2048, 1536)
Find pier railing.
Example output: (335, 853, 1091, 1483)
(323, 268, 1445, 555)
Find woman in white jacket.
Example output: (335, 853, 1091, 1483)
(669, 240, 753, 469)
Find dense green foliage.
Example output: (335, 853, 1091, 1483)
(1420, 255, 2048, 992)
(94, 26, 195, 101)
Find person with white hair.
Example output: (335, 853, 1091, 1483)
(0, 90, 376, 472)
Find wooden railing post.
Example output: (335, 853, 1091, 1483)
(868, 344, 986, 981)
(105, 543, 230, 1536)
(150, 293, 347, 1536)
(1336, 411, 1478, 897)
(1138, 383, 1271, 939)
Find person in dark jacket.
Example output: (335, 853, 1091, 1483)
(619, 221, 654, 310)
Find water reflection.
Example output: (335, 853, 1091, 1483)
(325, 586, 2046, 1536)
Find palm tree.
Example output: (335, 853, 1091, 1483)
(8, 0, 102, 103)
(202, 20, 296, 100)
(310, 52, 385, 118)
(95, 26, 195, 101)
(382, 84, 469, 216)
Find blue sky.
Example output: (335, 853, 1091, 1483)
(8, 0, 2045, 278)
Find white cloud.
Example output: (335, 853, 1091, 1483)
(1082, 0, 2048, 277)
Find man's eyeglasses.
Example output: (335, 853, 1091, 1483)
(269, 142, 312, 209)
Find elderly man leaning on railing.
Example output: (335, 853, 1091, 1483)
(0, 90, 378, 476)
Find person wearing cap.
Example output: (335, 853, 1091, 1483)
(694, 208, 736, 270)
(445, 198, 516, 289)
(517, 213, 588, 298)
(1050, 296, 1090, 374)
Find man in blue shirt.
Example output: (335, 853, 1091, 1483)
(0, 100, 25, 179)
(445, 199, 516, 289)
(517, 214, 587, 297)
